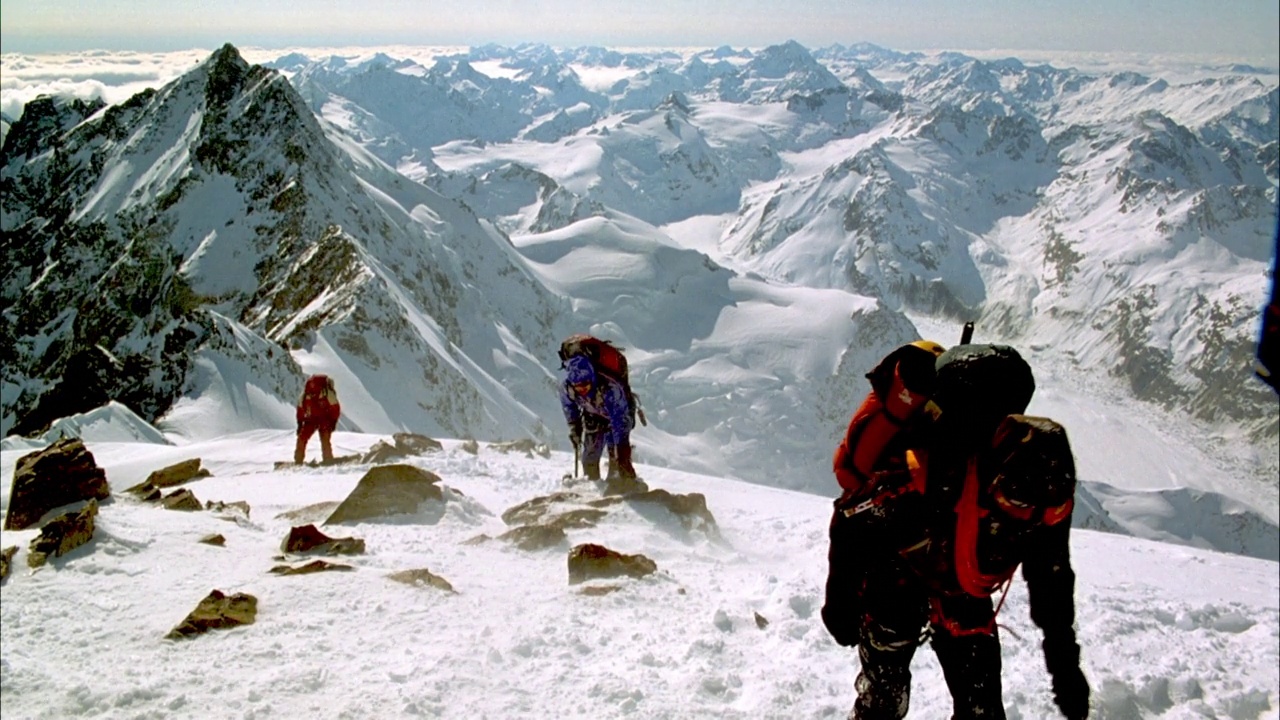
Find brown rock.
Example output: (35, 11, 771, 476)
(360, 432, 442, 464)
(166, 590, 257, 639)
(499, 524, 567, 551)
(161, 488, 202, 511)
(603, 475, 650, 497)
(198, 534, 226, 547)
(567, 543, 657, 585)
(460, 439, 479, 455)
(387, 568, 455, 592)
(754, 612, 770, 629)
(1, 545, 17, 581)
(269, 559, 354, 575)
(281, 524, 365, 555)
(27, 499, 98, 568)
(4, 438, 110, 531)
(205, 500, 251, 519)
(578, 584, 624, 596)
(144, 458, 210, 489)
(626, 489, 719, 537)
(325, 464, 445, 525)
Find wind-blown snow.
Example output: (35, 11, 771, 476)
(0, 402, 1275, 719)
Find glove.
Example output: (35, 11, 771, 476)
(1044, 635, 1089, 719)
(1050, 665, 1090, 719)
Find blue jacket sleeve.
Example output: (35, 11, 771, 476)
(560, 383, 582, 428)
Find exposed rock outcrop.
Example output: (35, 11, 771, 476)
(325, 464, 444, 524)
(166, 589, 258, 639)
(567, 543, 657, 585)
(269, 559, 354, 575)
(387, 568, 455, 592)
(281, 524, 365, 555)
(4, 438, 110, 530)
(27, 499, 98, 568)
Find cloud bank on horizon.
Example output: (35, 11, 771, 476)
(1, 0, 1277, 60)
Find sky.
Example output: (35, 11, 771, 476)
(0, 400, 1276, 719)
(0, 0, 1277, 64)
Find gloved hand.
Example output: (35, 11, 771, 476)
(1050, 665, 1090, 719)
(1044, 635, 1090, 719)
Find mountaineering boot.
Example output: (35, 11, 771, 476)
(583, 460, 602, 480)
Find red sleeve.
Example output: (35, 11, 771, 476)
(833, 361, 930, 494)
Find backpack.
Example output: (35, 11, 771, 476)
(558, 334, 647, 426)
(303, 374, 338, 407)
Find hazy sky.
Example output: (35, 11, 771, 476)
(1, 0, 1277, 63)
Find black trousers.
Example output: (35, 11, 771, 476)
(851, 565, 1006, 720)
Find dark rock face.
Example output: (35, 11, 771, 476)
(281, 524, 365, 555)
(27, 499, 99, 568)
(4, 438, 110, 530)
(160, 488, 202, 511)
(324, 464, 444, 524)
(166, 589, 258, 639)
(0, 545, 17, 581)
(567, 543, 657, 585)
(144, 458, 211, 489)
(269, 559, 354, 575)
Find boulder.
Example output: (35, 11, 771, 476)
(27, 499, 98, 568)
(1, 545, 17, 581)
(275, 501, 341, 524)
(325, 464, 444, 524)
(626, 489, 720, 537)
(161, 488, 202, 511)
(166, 590, 257, 639)
(387, 568, 455, 592)
(269, 559, 354, 575)
(4, 437, 110, 530)
(145, 458, 210, 489)
(499, 524, 567, 551)
(205, 500, 251, 520)
(359, 433, 442, 464)
(281, 524, 365, 555)
(567, 543, 657, 585)
(460, 439, 479, 455)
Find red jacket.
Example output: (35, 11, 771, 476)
(297, 375, 341, 430)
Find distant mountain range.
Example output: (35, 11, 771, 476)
(2, 41, 1276, 498)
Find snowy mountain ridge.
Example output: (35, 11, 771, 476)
(1, 42, 1276, 559)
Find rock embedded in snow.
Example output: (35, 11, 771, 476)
(324, 464, 445, 524)
(143, 458, 211, 489)
(165, 590, 258, 640)
(4, 438, 110, 531)
(386, 568, 455, 592)
(160, 488, 202, 512)
(566, 543, 657, 584)
(26, 499, 98, 568)
(269, 559, 354, 576)
(281, 524, 366, 555)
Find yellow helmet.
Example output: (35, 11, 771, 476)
(909, 339, 946, 356)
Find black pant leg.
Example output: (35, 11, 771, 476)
(851, 571, 929, 720)
(931, 625, 1007, 720)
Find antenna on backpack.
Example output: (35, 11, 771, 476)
(960, 321, 975, 345)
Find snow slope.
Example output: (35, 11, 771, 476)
(0, 404, 1276, 719)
